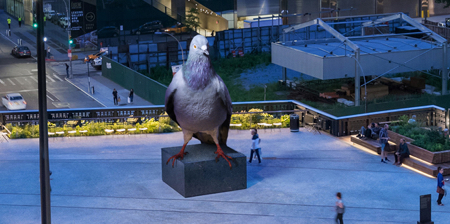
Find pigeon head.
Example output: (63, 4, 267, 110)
(184, 35, 215, 90)
(189, 35, 210, 58)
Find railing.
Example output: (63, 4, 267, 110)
(1, 100, 448, 137)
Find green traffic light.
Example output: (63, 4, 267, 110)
(33, 23, 37, 28)
(69, 39, 73, 44)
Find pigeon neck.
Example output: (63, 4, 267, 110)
(184, 55, 214, 90)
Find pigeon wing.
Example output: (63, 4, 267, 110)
(164, 69, 182, 125)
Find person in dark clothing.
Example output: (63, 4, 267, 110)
(65, 63, 69, 78)
(129, 89, 134, 103)
(437, 167, 445, 206)
(358, 124, 373, 139)
(112, 89, 118, 105)
(335, 192, 344, 224)
(379, 124, 390, 163)
(394, 139, 410, 165)
(371, 123, 381, 139)
(249, 128, 261, 163)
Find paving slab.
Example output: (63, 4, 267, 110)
(0, 128, 449, 223)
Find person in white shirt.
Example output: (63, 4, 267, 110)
(249, 128, 261, 163)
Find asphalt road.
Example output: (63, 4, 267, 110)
(0, 35, 103, 111)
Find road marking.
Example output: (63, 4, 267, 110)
(22, 77, 32, 84)
(6, 78, 15, 85)
(31, 69, 38, 72)
(47, 75, 55, 82)
(0, 79, 5, 86)
(52, 73, 64, 81)
(46, 95, 54, 101)
(30, 76, 38, 83)
(14, 77, 24, 85)
(0, 89, 38, 94)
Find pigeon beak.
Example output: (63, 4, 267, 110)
(201, 45, 209, 55)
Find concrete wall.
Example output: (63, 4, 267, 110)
(271, 42, 325, 79)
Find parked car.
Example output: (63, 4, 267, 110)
(164, 23, 188, 34)
(2, 93, 27, 110)
(59, 17, 70, 28)
(44, 10, 55, 19)
(84, 48, 108, 63)
(51, 13, 65, 24)
(11, 46, 31, 58)
(47, 11, 56, 20)
(97, 26, 119, 38)
(91, 56, 102, 69)
(132, 21, 164, 35)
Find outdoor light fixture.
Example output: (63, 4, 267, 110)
(43, 37, 47, 42)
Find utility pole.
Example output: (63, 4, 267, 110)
(36, 0, 51, 223)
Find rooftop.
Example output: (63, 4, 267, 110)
(0, 129, 448, 223)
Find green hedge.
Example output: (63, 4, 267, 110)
(230, 109, 290, 130)
(391, 115, 450, 152)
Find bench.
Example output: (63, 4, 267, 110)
(351, 136, 396, 154)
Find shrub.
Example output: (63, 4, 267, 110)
(390, 117, 450, 152)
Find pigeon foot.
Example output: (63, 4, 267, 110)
(166, 144, 188, 167)
(214, 144, 233, 169)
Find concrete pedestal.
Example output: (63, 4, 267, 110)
(162, 144, 247, 198)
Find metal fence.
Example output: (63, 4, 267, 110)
(102, 56, 168, 105)
(1, 100, 448, 137)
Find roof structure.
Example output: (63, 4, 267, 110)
(272, 12, 449, 105)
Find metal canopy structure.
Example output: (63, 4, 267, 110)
(272, 13, 448, 106)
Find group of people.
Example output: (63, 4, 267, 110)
(112, 88, 134, 105)
(358, 123, 410, 165)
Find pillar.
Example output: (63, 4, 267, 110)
(443, 42, 448, 95)
(354, 50, 361, 106)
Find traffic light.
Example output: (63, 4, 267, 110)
(69, 39, 73, 44)
(33, 19, 37, 28)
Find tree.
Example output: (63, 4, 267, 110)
(435, 0, 450, 8)
(185, 8, 200, 32)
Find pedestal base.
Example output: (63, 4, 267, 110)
(162, 144, 247, 198)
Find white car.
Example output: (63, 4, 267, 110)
(2, 93, 27, 110)
(59, 17, 70, 28)
(91, 56, 102, 69)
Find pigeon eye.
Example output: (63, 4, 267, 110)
(194, 45, 197, 49)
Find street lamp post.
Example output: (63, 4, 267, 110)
(36, 0, 51, 223)
(155, 32, 185, 65)
(62, 0, 72, 78)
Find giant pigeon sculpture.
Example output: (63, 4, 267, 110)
(165, 35, 233, 168)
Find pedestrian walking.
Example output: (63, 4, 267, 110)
(248, 128, 261, 163)
(379, 124, 390, 163)
(65, 63, 69, 78)
(7, 17, 11, 29)
(112, 88, 118, 105)
(47, 47, 51, 59)
(437, 167, 445, 206)
(18, 17, 21, 27)
(335, 192, 345, 224)
(128, 89, 134, 104)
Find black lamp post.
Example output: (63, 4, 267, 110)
(36, 0, 51, 223)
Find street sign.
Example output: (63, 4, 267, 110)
(171, 64, 182, 76)
(68, 49, 72, 58)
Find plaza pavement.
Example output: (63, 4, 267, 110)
(0, 128, 449, 224)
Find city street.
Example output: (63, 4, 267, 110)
(0, 34, 103, 110)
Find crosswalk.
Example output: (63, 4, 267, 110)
(0, 74, 65, 86)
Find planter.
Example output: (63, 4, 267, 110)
(407, 143, 441, 164)
(390, 130, 450, 164)
(387, 130, 414, 144)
